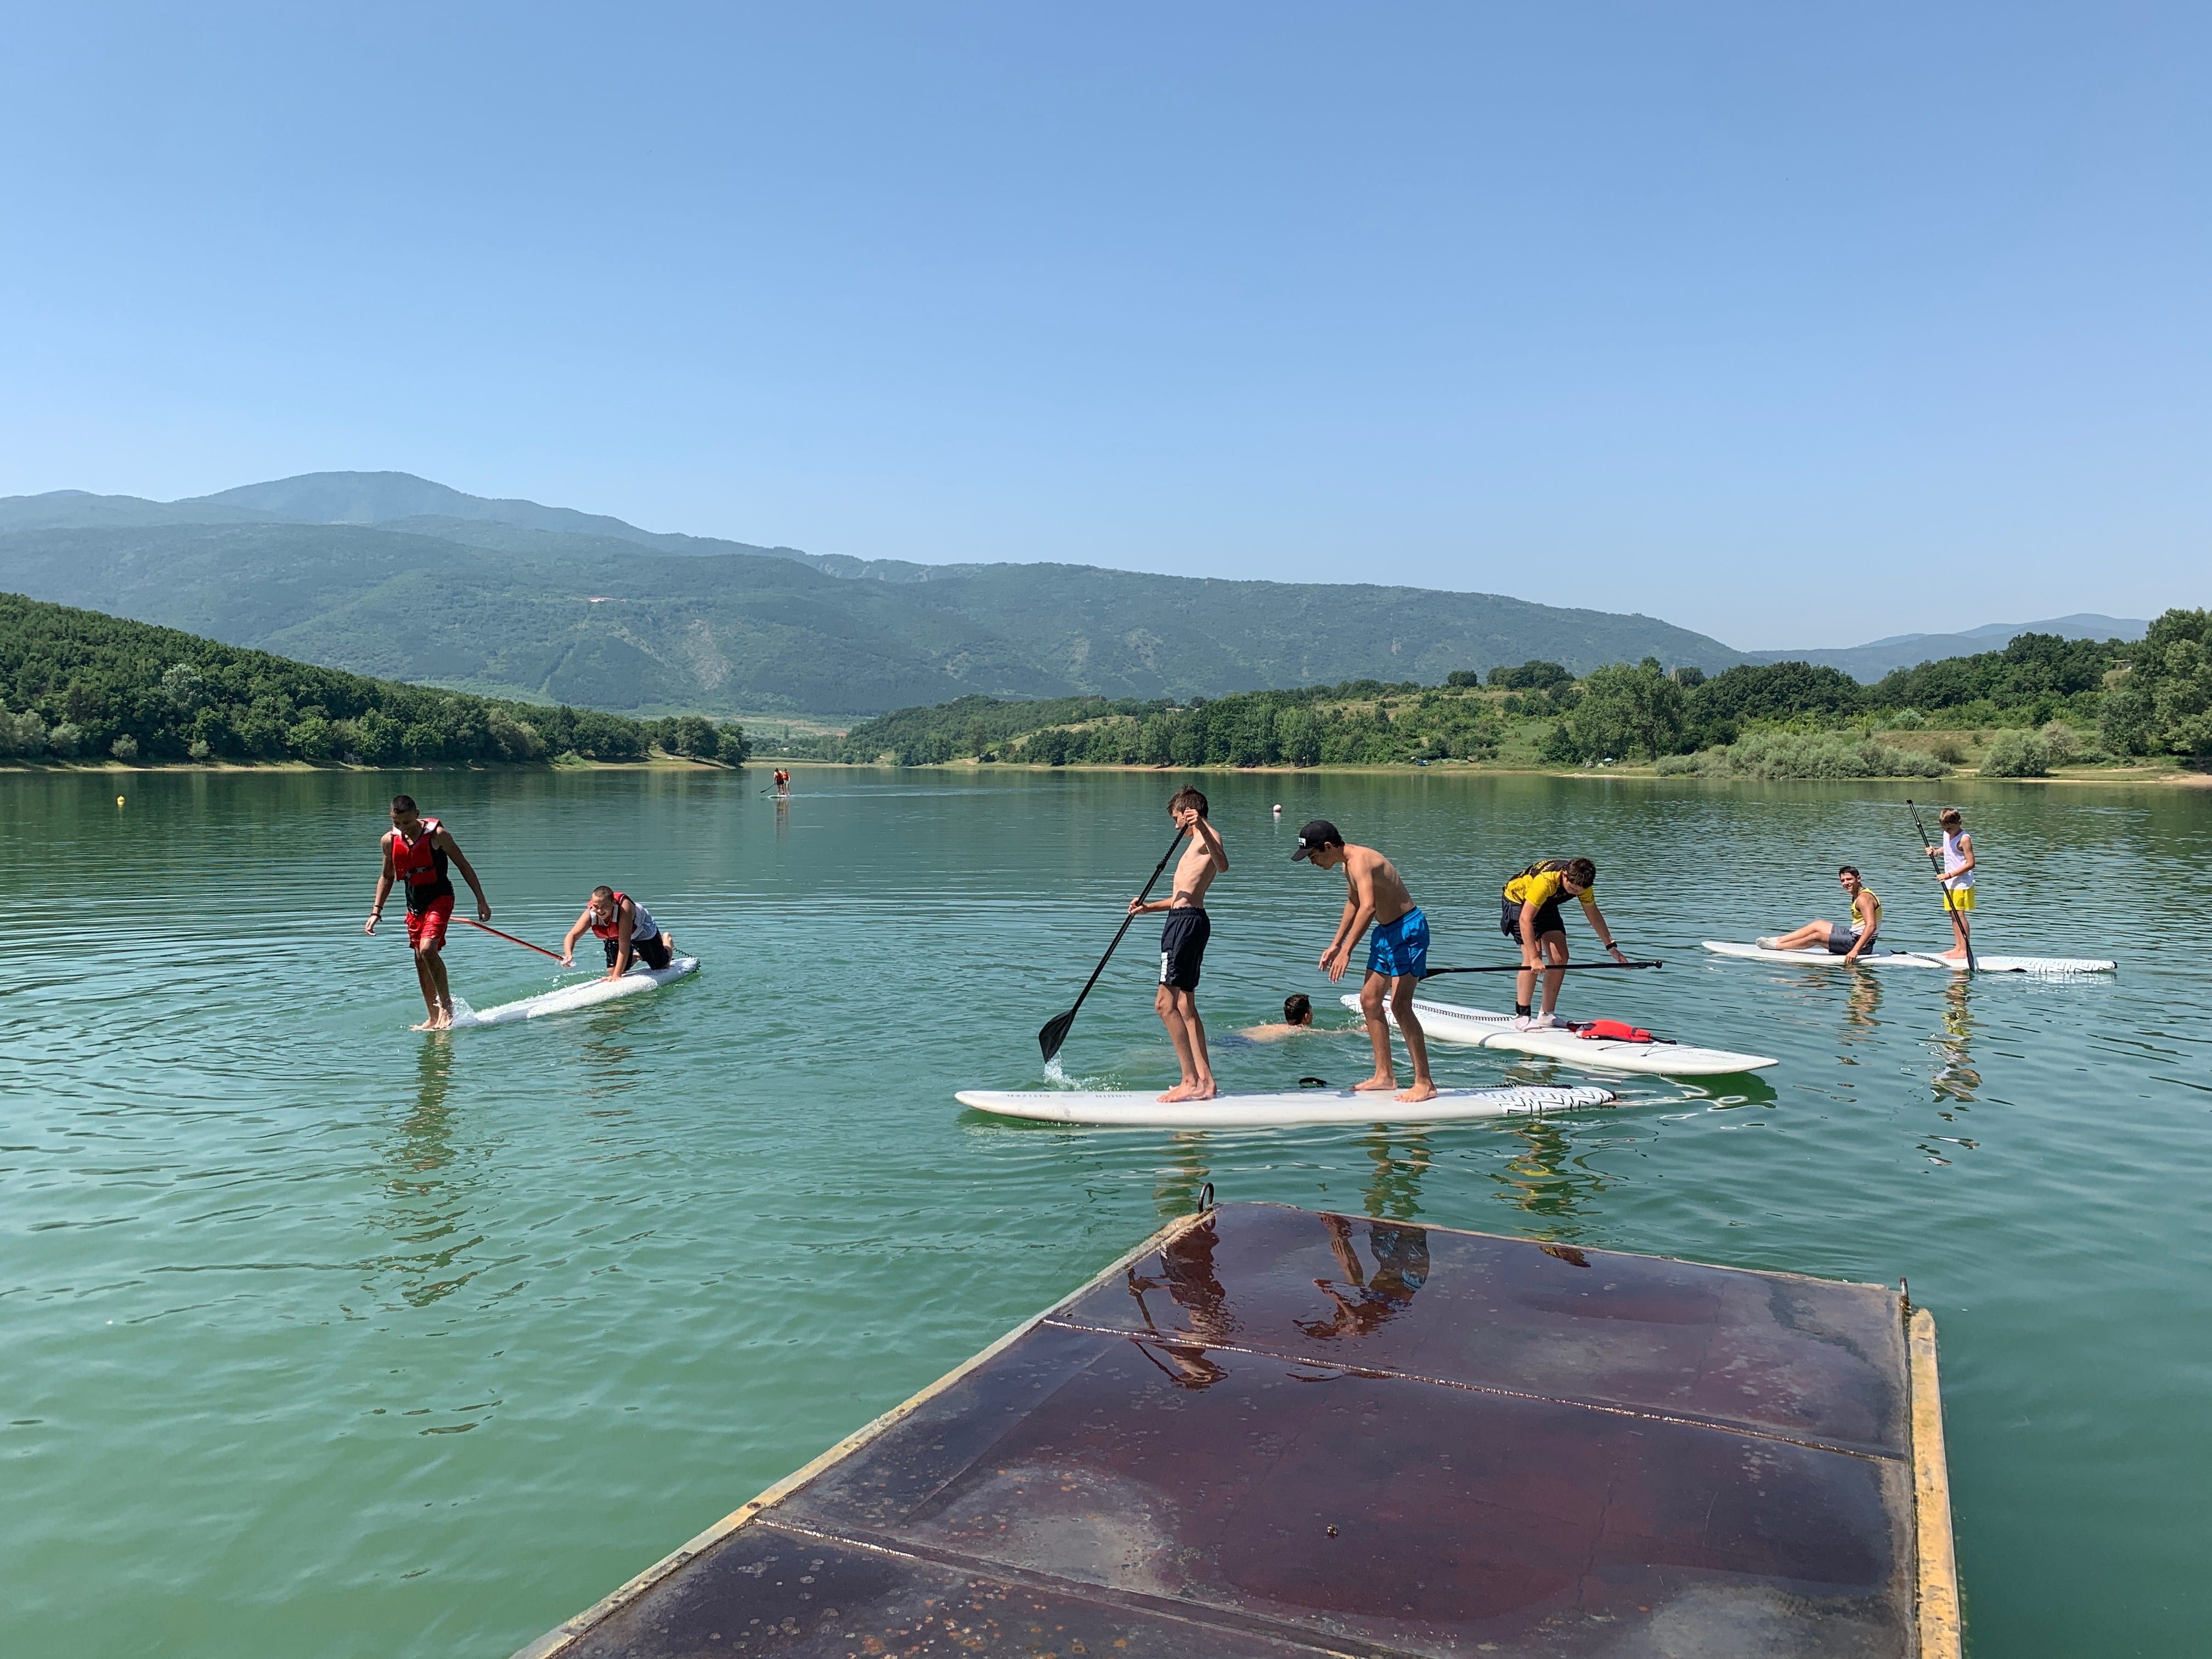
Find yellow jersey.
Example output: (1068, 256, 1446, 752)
(1503, 863, 1598, 912)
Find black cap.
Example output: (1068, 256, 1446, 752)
(1291, 819, 1342, 861)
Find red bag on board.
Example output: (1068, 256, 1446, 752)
(1577, 1018, 1655, 1043)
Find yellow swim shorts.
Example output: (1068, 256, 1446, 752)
(1943, 887, 1976, 912)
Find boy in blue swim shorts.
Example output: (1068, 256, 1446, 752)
(1294, 820, 1436, 1103)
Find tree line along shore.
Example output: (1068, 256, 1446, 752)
(0, 594, 748, 769)
(7, 590, 2208, 781)
(769, 608, 2212, 780)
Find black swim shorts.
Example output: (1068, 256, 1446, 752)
(605, 932, 674, 971)
(1500, 897, 1566, 941)
(1159, 907, 1211, 991)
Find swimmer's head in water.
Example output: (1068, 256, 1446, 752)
(1284, 994, 1312, 1025)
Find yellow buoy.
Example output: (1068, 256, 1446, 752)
(117, 795, 126, 806)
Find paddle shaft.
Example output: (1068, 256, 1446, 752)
(1038, 830, 1187, 1059)
(460, 917, 568, 964)
(1423, 960, 1662, 976)
(1905, 799, 1977, 973)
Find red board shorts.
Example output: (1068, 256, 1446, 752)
(406, 892, 455, 951)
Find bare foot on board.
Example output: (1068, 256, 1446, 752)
(1396, 1080, 1438, 1103)
(1186, 1082, 1218, 1101)
(1157, 1082, 1199, 1103)
(1352, 1074, 1399, 1093)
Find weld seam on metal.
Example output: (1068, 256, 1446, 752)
(1041, 1315, 1906, 1464)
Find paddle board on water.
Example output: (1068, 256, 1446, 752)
(1702, 941, 2115, 975)
(956, 1083, 1615, 1128)
(450, 957, 700, 1027)
(1342, 994, 1777, 1075)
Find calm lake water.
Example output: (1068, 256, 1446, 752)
(4, 766, 2208, 1657)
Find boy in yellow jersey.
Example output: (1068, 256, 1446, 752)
(1760, 866, 1883, 964)
(1503, 857, 1628, 1030)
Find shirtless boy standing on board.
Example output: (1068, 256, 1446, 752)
(365, 794, 493, 1030)
(1126, 786, 1229, 1102)
(1294, 820, 1436, 1103)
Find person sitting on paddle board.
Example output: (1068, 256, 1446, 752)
(561, 887, 676, 979)
(1239, 994, 1317, 1042)
(365, 794, 493, 1031)
(1503, 857, 1628, 1031)
(1126, 787, 1229, 1103)
(1759, 866, 1883, 964)
(1294, 820, 1437, 1104)
(1934, 807, 1976, 962)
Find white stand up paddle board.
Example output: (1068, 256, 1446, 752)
(1702, 941, 2115, 975)
(450, 957, 699, 1028)
(1342, 994, 1777, 1076)
(956, 1083, 1615, 1128)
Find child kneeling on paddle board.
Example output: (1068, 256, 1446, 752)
(1126, 787, 1229, 1103)
(1503, 857, 1628, 1030)
(1294, 820, 1437, 1104)
(562, 887, 676, 979)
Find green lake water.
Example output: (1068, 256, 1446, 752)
(4, 766, 2208, 1657)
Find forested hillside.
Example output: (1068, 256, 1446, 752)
(0, 474, 1749, 714)
(798, 618, 2209, 778)
(0, 593, 746, 766)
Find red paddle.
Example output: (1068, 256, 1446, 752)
(460, 918, 568, 964)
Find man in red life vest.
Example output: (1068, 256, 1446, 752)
(560, 887, 676, 979)
(364, 794, 493, 1029)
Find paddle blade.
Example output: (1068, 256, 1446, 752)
(1037, 1008, 1077, 1062)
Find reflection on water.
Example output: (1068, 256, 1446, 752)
(1152, 1132, 1211, 1219)
(1298, 1212, 1430, 1341)
(1489, 1118, 1613, 1239)
(1842, 972, 1884, 1046)
(1362, 1128, 1431, 1220)
(1126, 1213, 1230, 1388)
(374, 1039, 483, 1309)
(1932, 979, 1982, 1105)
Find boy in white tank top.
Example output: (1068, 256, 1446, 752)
(1936, 808, 1976, 962)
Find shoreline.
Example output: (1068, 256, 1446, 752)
(6, 754, 2202, 787)
(0, 754, 736, 775)
(749, 756, 2210, 787)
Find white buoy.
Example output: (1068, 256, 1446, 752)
(1272, 803, 1282, 814)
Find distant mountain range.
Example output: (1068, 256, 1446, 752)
(1748, 614, 2147, 681)
(0, 473, 1747, 715)
(0, 472, 2148, 716)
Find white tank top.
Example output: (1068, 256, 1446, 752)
(1940, 831, 1974, 891)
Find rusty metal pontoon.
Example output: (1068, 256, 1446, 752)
(518, 1200, 1959, 1657)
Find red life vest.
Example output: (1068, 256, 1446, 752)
(589, 892, 634, 941)
(1578, 1018, 1655, 1043)
(389, 817, 448, 891)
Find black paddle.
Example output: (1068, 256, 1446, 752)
(1422, 960, 1663, 977)
(1905, 799, 1977, 974)
(1038, 830, 1186, 1062)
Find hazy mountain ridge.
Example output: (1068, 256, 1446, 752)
(1747, 613, 2147, 680)
(0, 470, 2138, 715)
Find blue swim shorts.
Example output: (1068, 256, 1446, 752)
(1367, 907, 1430, 980)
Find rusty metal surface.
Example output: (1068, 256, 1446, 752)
(1060, 1202, 1911, 1457)
(551, 1203, 1918, 1658)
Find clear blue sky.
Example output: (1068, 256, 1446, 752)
(3, 3, 2206, 647)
